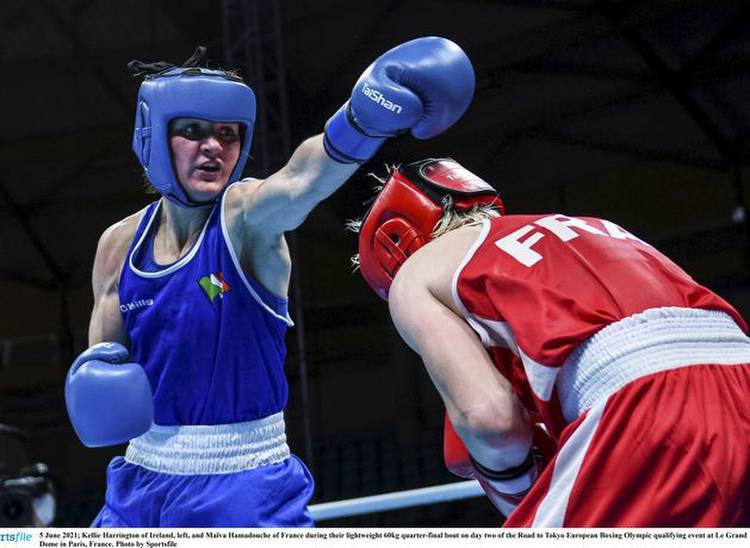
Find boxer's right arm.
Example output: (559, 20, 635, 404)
(65, 216, 154, 447)
(388, 252, 540, 516)
(89, 220, 132, 345)
(388, 257, 533, 472)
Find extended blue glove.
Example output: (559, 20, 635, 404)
(65, 342, 153, 448)
(324, 36, 475, 163)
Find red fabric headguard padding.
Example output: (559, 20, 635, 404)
(358, 158, 503, 300)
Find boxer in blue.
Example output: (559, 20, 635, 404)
(64, 41, 475, 526)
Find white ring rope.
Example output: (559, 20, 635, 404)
(309, 480, 484, 521)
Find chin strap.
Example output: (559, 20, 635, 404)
(165, 191, 217, 209)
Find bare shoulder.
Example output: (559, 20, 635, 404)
(223, 178, 264, 227)
(223, 177, 257, 204)
(93, 208, 147, 287)
(222, 178, 274, 249)
(222, 180, 292, 295)
(391, 223, 485, 312)
(388, 224, 485, 352)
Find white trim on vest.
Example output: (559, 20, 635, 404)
(128, 200, 213, 279)
(220, 180, 294, 326)
(531, 399, 606, 526)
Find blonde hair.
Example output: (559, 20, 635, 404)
(431, 196, 501, 238)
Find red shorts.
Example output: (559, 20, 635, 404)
(505, 363, 750, 527)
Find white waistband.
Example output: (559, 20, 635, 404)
(125, 412, 290, 475)
(557, 307, 750, 422)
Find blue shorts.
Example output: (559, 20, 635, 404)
(91, 455, 315, 527)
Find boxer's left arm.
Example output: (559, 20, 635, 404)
(226, 36, 475, 238)
(225, 135, 358, 236)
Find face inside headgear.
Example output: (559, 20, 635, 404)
(358, 158, 504, 300)
(169, 118, 241, 143)
(130, 49, 256, 208)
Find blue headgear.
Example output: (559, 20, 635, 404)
(132, 65, 256, 207)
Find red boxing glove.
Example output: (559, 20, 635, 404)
(443, 413, 558, 518)
(443, 414, 558, 478)
(443, 414, 474, 479)
(472, 449, 542, 518)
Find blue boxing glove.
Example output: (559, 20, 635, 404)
(65, 342, 153, 448)
(324, 36, 475, 163)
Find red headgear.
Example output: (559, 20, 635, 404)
(358, 158, 504, 300)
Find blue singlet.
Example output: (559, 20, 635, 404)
(91, 183, 314, 526)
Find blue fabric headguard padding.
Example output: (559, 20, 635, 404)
(132, 67, 256, 207)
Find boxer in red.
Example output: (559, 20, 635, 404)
(354, 158, 750, 526)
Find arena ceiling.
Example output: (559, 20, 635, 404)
(1, 0, 750, 340)
(2, 0, 750, 526)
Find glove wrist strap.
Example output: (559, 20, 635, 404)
(470, 449, 534, 480)
(470, 449, 538, 496)
(324, 103, 387, 163)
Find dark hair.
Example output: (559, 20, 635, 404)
(128, 46, 238, 79)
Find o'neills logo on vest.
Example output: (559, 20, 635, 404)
(120, 298, 154, 312)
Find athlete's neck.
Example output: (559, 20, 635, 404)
(156, 199, 213, 260)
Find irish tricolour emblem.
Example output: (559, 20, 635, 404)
(198, 272, 231, 303)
